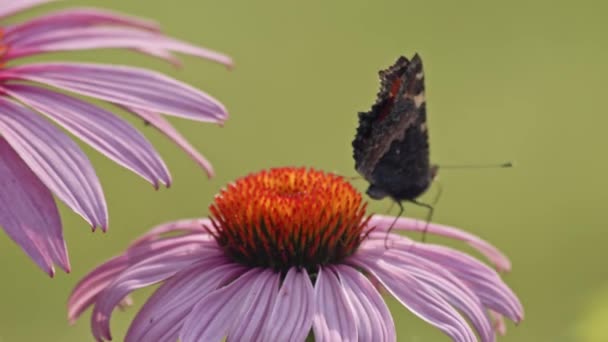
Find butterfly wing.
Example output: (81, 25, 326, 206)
(352, 54, 434, 200)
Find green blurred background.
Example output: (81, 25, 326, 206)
(0, 0, 606, 341)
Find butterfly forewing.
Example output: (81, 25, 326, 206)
(352, 54, 435, 201)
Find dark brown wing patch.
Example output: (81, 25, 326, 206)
(352, 54, 435, 201)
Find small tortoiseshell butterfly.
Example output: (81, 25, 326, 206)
(352, 54, 437, 210)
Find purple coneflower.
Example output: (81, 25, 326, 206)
(68, 167, 523, 342)
(0, 1, 232, 275)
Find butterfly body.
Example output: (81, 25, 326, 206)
(352, 54, 437, 202)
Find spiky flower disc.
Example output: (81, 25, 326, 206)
(208, 167, 370, 272)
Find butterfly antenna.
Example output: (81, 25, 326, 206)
(439, 161, 514, 169)
(384, 201, 404, 249)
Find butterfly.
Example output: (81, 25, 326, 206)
(352, 54, 437, 217)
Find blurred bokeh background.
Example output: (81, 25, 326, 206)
(0, 0, 606, 341)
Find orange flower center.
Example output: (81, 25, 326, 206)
(208, 167, 370, 272)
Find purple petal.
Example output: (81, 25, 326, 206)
(490, 311, 507, 336)
(126, 260, 244, 342)
(351, 254, 477, 342)
(6, 26, 233, 67)
(228, 270, 281, 341)
(5, 7, 160, 41)
(365, 245, 495, 342)
(408, 243, 524, 323)
(367, 215, 511, 271)
(333, 265, 396, 342)
(0, 0, 54, 18)
(68, 254, 129, 324)
(128, 218, 210, 248)
(179, 269, 263, 342)
(259, 268, 315, 341)
(5, 63, 228, 123)
(6, 84, 171, 188)
(0, 97, 107, 229)
(91, 244, 212, 341)
(0, 137, 68, 275)
(124, 107, 215, 178)
(313, 267, 358, 342)
(68, 234, 218, 323)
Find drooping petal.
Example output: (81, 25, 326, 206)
(128, 218, 210, 248)
(126, 260, 243, 342)
(5, 63, 228, 123)
(6, 26, 233, 67)
(4, 7, 160, 40)
(227, 270, 281, 341)
(68, 234, 218, 323)
(490, 311, 507, 336)
(367, 215, 511, 271)
(313, 267, 358, 342)
(0, 0, 55, 18)
(68, 254, 129, 324)
(5, 84, 172, 188)
(334, 265, 396, 342)
(0, 137, 68, 275)
(259, 268, 315, 341)
(91, 244, 214, 341)
(124, 107, 215, 178)
(0, 97, 107, 229)
(364, 244, 495, 342)
(179, 269, 263, 342)
(351, 254, 477, 342)
(363, 232, 523, 323)
(408, 242, 524, 323)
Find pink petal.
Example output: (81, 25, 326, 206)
(490, 311, 507, 336)
(5, 63, 228, 123)
(333, 265, 396, 342)
(367, 215, 511, 271)
(5, 7, 160, 40)
(6, 26, 233, 67)
(179, 269, 263, 342)
(0, 0, 54, 18)
(68, 254, 129, 324)
(68, 234, 217, 323)
(228, 270, 280, 341)
(128, 218, 210, 249)
(370, 245, 495, 342)
(313, 267, 358, 342)
(0, 137, 68, 275)
(124, 107, 215, 178)
(91, 244, 212, 341)
(6, 84, 171, 188)
(0, 97, 107, 230)
(126, 260, 243, 342)
(408, 243, 524, 322)
(259, 268, 315, 341)
(351, 254, 477, 342)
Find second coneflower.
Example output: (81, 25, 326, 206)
(0, 1, 232, 275)
(69, 167, 523, 342)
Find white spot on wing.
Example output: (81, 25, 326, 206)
(413, 91, 425, 108)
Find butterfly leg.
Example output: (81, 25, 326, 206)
(432, 180, 443, 206)
(384, 200, 404, 249)
(408, 199, 434, 242)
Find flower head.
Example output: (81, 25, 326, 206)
(69, 167, 523, 342)
(0, 1, 232, 275)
